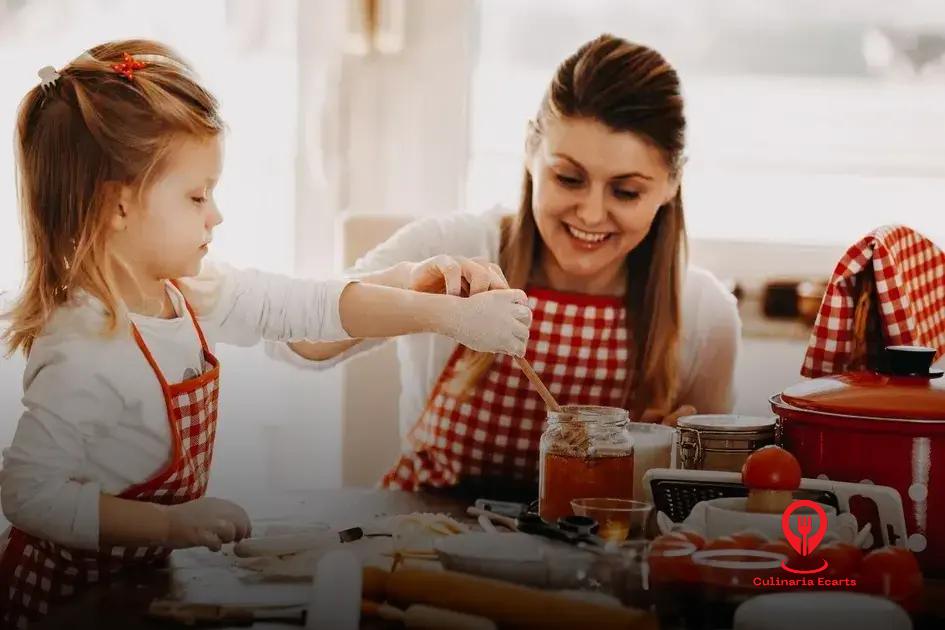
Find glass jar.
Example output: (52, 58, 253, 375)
(676, 415, 776, 472)
(538, 405, 634, 522)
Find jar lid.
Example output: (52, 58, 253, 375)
(547, 405, 629, 424)
(781, 346, 945, 421)
(676, 414, 776, 432)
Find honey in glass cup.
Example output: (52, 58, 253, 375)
(538, 406, 634, 522)
(571, 498, 652, 542)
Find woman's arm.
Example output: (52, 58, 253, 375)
(677, 273, 742, 414)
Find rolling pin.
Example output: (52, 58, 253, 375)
(147, 600, 305, 626)
(362, 600, 496, 630)
(381, 568, 657, 629)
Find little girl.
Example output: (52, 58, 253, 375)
(0, 39, 530, 627)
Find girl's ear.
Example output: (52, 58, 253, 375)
(108, 184, 132, 232)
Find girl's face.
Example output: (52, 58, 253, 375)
(527, 117, 678, 289)
(113, 135, 224, 281)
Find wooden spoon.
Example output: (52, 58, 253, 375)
(513, 356, 561, 412)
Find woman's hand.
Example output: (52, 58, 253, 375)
(407, 255, 509, 295)
(641, 404, 696, 427)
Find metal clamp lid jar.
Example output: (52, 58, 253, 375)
(676, 415, 777, 472)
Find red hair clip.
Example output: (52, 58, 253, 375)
(112, 52, 147, 81)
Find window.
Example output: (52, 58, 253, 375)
(0, 0, 299, 290)
(467, 0, 945, 247)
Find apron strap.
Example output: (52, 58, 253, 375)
(169, 279, 212, 356)
(131, 323, 172, 392)
(130, 279, 211, 393)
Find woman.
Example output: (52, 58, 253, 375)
(283, 34, 740, 499)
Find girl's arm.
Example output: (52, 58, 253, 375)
(100, 494, 251, 550)
(190, 260, 525, 356)
(336, 281, 529, 355)
(287, 257, 506, 360)
(276, 212, 506, 365)
(1, 351, 251, 552)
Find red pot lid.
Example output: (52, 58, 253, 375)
(781, 346, 945, 421)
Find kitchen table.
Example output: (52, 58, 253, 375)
(30, 488, 945, 629)
(32, 489, 468, 630)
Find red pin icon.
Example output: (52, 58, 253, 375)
(781, 499, 828, 557)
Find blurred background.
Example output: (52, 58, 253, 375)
(0, 0, 943, 515)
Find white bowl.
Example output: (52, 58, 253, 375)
(703, 497, 853, 543)
(734, 592, 911, 630)
(434, 532, 549, 586)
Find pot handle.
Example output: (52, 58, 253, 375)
(879, 345, 944, 378)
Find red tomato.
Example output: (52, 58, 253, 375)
(741, 445, 802, 491)
(650, 533, 692, 550)
(673, 529, 705, 550)
(815, 542, 863, 578)
(703, 536, 741, 551)
(859, 546, 923, 611)
(730, 530, 767, 549)
(648, 536, 699, 584)
(759, 539, 800, 564)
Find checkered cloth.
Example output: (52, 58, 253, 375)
(802, 225, 945, 378)
(382, 287, 631, 491)
(0, 303, 220, 630)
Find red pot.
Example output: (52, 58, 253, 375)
(770, 346, 945, 575)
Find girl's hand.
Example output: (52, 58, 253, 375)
(641, 404, 697, 427)
(438, 289, 532, 356)
(161, 497, 252, 551)
(407, 255, 509, 295)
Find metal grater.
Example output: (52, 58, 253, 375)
(641, 468, 908, 549)
(651, 478, 838, 522)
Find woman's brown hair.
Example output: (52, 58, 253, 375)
(456, 34, 687, 419)
(4, 39, 224, 356)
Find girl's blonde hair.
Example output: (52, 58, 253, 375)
(454, 34, 688, 419)
(4, 39, 224, 356)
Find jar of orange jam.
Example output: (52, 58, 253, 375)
(538, 405, 634, 522)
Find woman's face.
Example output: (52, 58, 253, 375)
(528, 117, 678, 287)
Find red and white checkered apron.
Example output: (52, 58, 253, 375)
(0, 289, 220, 629)
(802, 225, 945, 377)
(382, 287, 631, 491)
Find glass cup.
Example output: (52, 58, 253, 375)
(646, 538, 701, 627)
(690, 548, 787, 627)
(570, 498, 653, 543)
(626, 422, 675, 501)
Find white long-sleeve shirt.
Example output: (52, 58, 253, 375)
(0, 262, 353, 550)
(270, 209, 742, 440)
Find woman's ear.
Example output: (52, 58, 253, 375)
(663, 176, 681, 205)
(662, 158, 685, 205)
(524, 120, 541, 176)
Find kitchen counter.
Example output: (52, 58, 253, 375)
(32, 488, 945, 629)
(33, 489, 468, 630)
